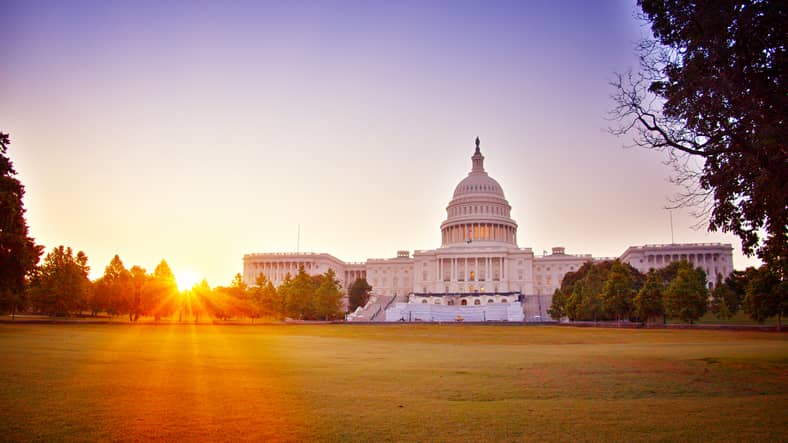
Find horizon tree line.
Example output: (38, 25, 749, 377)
(548, 259, 787, 329)
(9, 246, 346, 322)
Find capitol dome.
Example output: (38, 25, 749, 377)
(440, 138, 518, 247)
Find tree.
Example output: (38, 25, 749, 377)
(348, 278, 372, 312)
(147, 260, 177, 321)
(664, 261, 708, 323)
(710, 273, 737, 319)
(27, 246, 91, 317)
(548, 288, 567, 321)
(744, 266, 788, 330)
(189, 279, 211, 322)
(602, 260, 636, 321)
(634, 271, 665, 323)
(577, 264, 607, 322)
(91, 255, 131, 316)
(314, 269, 343, 320)
(0, 131, 43, 317)
(611, 0, 787, 278)
(250, 274, 280, 319)
(128, 265, 148, 322)
(282, 266, 315, 320)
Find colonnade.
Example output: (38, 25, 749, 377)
(437, 256, 505, 283)
(248, 260, 315, 283)
(345, 269, 366, 284)
(646, 252, 727, 279)
(647, 252, 720, 264)
(441, 223, 516, 245)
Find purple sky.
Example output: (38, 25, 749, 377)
(0, 0, 760, 285)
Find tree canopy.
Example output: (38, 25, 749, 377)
(27, 246, 91, 316)
(0, 132, 43, 316)
(348, 278, 372, 312)
(611, 0, 787, 278)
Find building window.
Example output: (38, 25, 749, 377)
(474, 299, 481, 305)
(461, 299, 468, 306)
(422, 299, 428, 304)
(487, 299, 494, 304)
(434, 299, 441, 304)
(501, 299, 508, 303)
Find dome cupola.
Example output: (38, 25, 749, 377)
(440, 138, 518, 247)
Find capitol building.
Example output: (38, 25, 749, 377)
(243, 138, 734, 322)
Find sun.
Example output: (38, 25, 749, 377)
(175, 270, 200, 291)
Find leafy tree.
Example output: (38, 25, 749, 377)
(724, 267, 757, 312)
(250, 273, 280, 319)
(565, 287, 582, 321)
(602, 260, 636, 321)
(252, 274, 284, 318)
(281, 266, 315, 320)
(634, 271, 665, 323)
(91, 255, 131, 316)
(128, 265, 148, 321)
(189, 279, 211, 322)
(210, 273, 253, 320)
(348, 278, 372, 312)
(664, 261, 708, 323)
(27, 246, 91, 316)
(0, 132, 43, 317)
(548, 288, 567, 321)
(710, 273, 737, 320)
(577, 264, 607, 322)
(611, 0, 787, 278)
(314, 269, 343, 320)
(147, 260, 177, 321)
(744, 266, 788, 330)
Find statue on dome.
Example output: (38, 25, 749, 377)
(475, 137, 481, 154)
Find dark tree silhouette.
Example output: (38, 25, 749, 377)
(0, 132, 43, 317)
(610, 1, 787, 278)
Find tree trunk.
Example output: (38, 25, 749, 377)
(778, 313, 782, 332)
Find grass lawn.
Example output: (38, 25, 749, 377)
(0, 324, 785, 442)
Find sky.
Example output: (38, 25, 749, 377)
(0, 0, 761, 286)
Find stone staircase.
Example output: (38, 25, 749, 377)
(347, 293, 406, 322)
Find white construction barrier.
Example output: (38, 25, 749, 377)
(384, 302, 524, 322)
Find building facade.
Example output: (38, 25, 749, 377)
(242, 138, 735, 319)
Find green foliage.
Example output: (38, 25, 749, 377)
(314, 269, 344, 320)
(27, 246, 91, 316)
(710, 274, 738, 319)
(348, 278, 372, 312)
(280, 266, 314, 319)
(664, 262, 708, 324)
(575, 264, 608, 321)
(548, 288, 566, 320)
(634, 271, 664, 323)
(276, 266, 344, 320)
(613, 0, 788, 278)
(601, 260, 636, 320)
(249, 274, 279, 319)
(744, 266, 787, 330)
(0, 131, 43, 316)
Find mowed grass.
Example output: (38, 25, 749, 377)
(0, 324, 785, 442)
